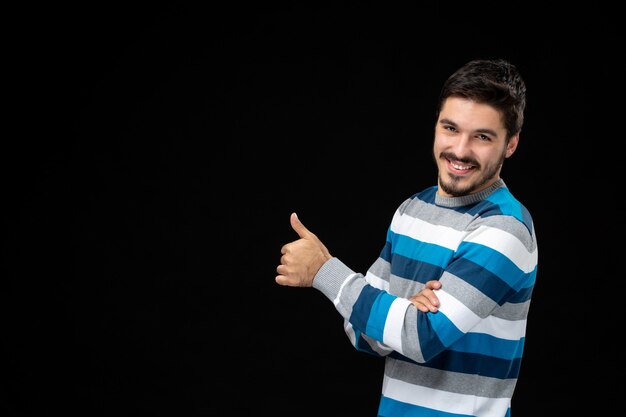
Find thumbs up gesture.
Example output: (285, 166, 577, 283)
(276, 213, 332, 287)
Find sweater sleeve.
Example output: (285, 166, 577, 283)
(312, 215, 538, 364)
(313, 257, 415, 359)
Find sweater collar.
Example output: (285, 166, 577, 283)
(434, 179, 506, 208)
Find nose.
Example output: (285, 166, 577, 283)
(451, 134, 472, 158)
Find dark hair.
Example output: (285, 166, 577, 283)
(436, 59, 526, 140)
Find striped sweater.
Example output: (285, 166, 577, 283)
(312, 179, 538, 417)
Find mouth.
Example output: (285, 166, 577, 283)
(446, 158, 476, 175)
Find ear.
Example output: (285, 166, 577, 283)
(505, 134, 520, 158)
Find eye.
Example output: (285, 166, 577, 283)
(477, 134, 492, 141)
(443, 125, 457, 132)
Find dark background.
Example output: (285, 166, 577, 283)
(4, 3, 623, 416)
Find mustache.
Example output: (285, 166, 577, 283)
(440, 152, 479, 167)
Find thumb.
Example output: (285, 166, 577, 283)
(290, 212, 314, 239)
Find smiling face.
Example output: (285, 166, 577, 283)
(433, 97, 519, 197)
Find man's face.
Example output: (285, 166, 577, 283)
(433, 97, 518, 197)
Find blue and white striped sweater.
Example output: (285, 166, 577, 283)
(313, 179, 538, 417)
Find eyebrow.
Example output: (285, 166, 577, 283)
(439, 118, 499, 138)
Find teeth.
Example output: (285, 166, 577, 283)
(451, 162, 471, 170)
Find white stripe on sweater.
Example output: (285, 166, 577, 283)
(471, 315, 527, 340)
(382, 374, 510, 417)
(438, 290, 527, 340)
(365, 270, 389, 291)
(392, 215, 463, 249)
(465, 225, 537, 273)
(382, 298, 412, 354)
(392, 215, 537, 273)
(436, 289, 481, 333)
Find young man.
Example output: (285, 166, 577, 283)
(276, 58, 538, 417)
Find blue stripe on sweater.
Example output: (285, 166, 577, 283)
(390, 349, 523, 379)
(416, 311, 447, 361)
(391, 233, 453, 268)
(485, 188, 523, 222)
(351, 285, 396, 342)
(449, 333, 525, 360)
(391, 253, 445, 283)
(354, 330, 382, 356)
(456, 241, 534, 289)
(367, 292, 396, 341)
(508, 277, 535, 302)
(423, 310, 464, 355)
(447, 257, 516, 304)
(380, 240, 392, 262)
(484, 188, 534, 236)
(411, 186, 438, 204)
(378, 396, 471, 417)
(381, 239, 448, 283)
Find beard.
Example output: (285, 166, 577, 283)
(437, 150, 506, 197)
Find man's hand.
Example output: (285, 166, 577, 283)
(275, 213, 332, 287)
(409, 280, 441, 312)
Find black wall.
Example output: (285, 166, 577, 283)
(4, 3, 622, 416)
